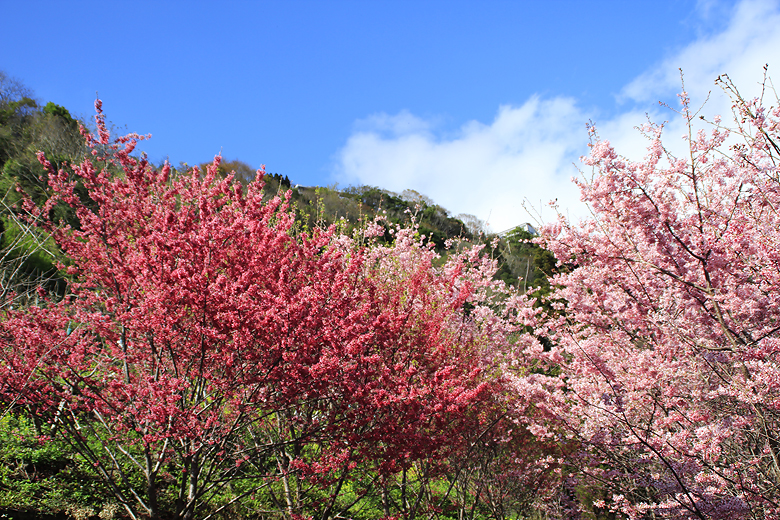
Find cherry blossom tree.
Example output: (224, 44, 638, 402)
(512, 73, 780, 519)
(0, 101, 507, 520)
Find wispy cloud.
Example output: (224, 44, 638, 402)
(622, 0, 780, 106)
(333, 0, 780, 232)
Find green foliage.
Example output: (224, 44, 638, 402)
(0, 98, 38, 170)
(42, 102, 77, 128)
(335, 185, 474, 251)
(197, 158, 257, 186)
(0, 414, 120, 519)
(0, 411, 545, 520)
(0, 214, 60, 280)
(493, 227, 557, 296)
(0, 72, 87, 304)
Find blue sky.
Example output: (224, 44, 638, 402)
(2, 0, 777, 230)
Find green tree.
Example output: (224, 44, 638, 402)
(493, 226, 557, 295)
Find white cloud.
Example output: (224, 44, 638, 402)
(622, 0, 780, 107)
(335, 98, 589, 232)
(333, 0, 780, 232)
